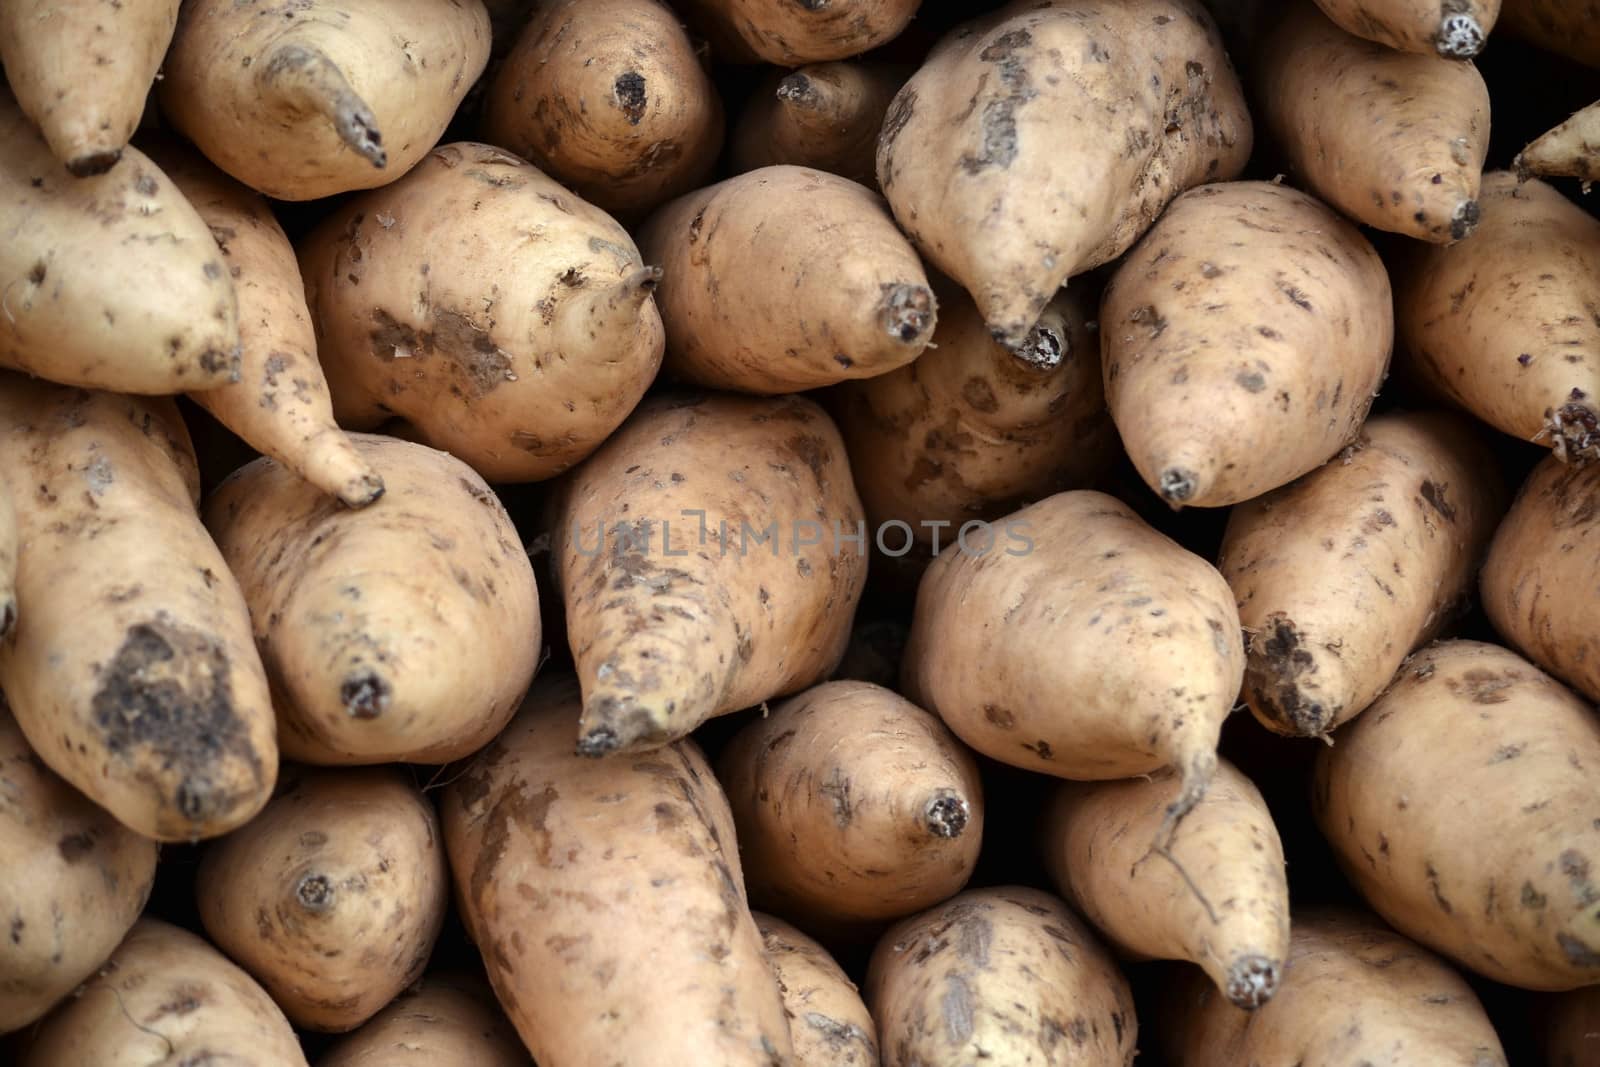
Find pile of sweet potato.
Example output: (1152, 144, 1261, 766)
(2, 0, 1599, 1064)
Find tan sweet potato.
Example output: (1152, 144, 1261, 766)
(1500, 0, 1600, 68)
(717, 680, 983, 931)
(1101, 180, 1393, 509)
(1481, 454, 1600, 702)
(1395, 173, 1600, 465)
(197, 766, 448, 1032)
(548, 391, 868, 756)
(876, 0, 1252, 348)
(1539, 985, 1600, 1067)
(1258, 2, 1490, 243)
(161, 0, 491, 201)
(1314, 640, 1600, 990)
(204, 434, 540, 765)
(672, 0, 919, 64)
(300, 142, 665, 483)
(0, 377, 276, 841)
(440, 675, 795, 1065)
(866, 886, 1138, 1067)
(1218, 411, 1507, 737)
(18, 919, 308, 1066)
(756, 914, 878, 1067)
(0, 704, 158, 1033)
(1515, 99, 1600, 183)
(1161, 909, 1508, 1066)
(318, 973, 533, 1067)
(731, 62, 905, 187)
(1310, 0, 1497, 56)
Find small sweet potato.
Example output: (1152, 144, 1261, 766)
(318, 973, 532, 1067)
(756, 914, 878, 1067)
(673, 0, 920, 64)
(731, 62, 906, 187)
(1515, 99, 1600, 183)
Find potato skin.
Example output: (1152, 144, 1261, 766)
(673, 0, 919, 64)
(1101, 180, 1393, 508)
(440, 675, 795, 1066)
(866, 886, 1137, 1067)
(1481, 454, 1600, 702)
(318, 972, 532, 1066)
(1516, 101, 1600, 183)
(1314, 640, 1600, 990)
(0, 706, 159, 1032)
(197, 766, 449, 1032)
(755, 914, 878, 1067)
(731, 62, 905, 187)
(1310, 0, 1498, 56)
(1218, 411, 1506, 737)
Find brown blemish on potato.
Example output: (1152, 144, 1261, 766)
(1247, 615, 1331, 736)
(1420, 479, 1456, 522)
(56, 829, 97, 863)
(613, 71, 647, 124)
(339, 671, 391, 720)
(959, 29, 1035, 175)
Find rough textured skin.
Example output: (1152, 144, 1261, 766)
(1101, 180, 1393, 509)
(0, 378, 276, 842)
(204, 434, 540, 765)
(1540, 985, 1600, 1067)
(197, 767, 448, 1032)
(637, 166, 935, 394)
(440, 676, 795, 1066)
(318, 972, 533, 1066)
(731, 62, 906, 187)
(1218, 412, 1507, 738)
(1161, 910, 1508, 1066)
(876, 0, 1252, 348)
(161, 0, 491, 201)
(1516, 100, 1600, 182)
(1259, 2, 1490, 243)
(1040, 758, 1290, 1011)
(1395, 174, 1600, 465)
(866, 886, 1137, 1067)
(143, 139, 383, 509)
(1314, 641, 1600, 990)
(300, 142, 665, 483)
(0, 93, 240, 394)
(717, 680, 984, 930)
(483, 0, 723, 220)
(0, 0, 178, 175)
(1499, 0, 1600, 67)
(17, 919, 308, 1066)
(756, 914, 879, 1067)
(0, 706, 158, 1032)
(902, 490, 1244, 815)
(1310, 0, 1498, 56)
(548, 392, 868, 756)
(1481, 454, 1600, 703)
(671, 0, 919, 64)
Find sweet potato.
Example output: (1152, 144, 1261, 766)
(548, 391, 867, 756)
(1481, 454, 1600, 702)
(160, 0, 491, 201)
(1540, 985, 1600, 1067)
(204, 434, 540, 765)
(1395, 173, 1600, 465)
(141, 139, 383, 509)
(440, 675, 794, 1065)
(876, 0, 1252, 348)
(0, 377, 276, 841)
(1314, 640, 1600, 990)
(197, 766, 448, 1032)
(1040, 757, 1289, 1011)
(673, 0, 919, 64)
(1257, 2, 1490, 243)
(636, 165, 934, 394)
(0, 91, 240, 394)
(0, 705, 158, 1033)
(1309, 0, 1497, 56)
(1515, 100, 1600, 183)
(755, 914, 878, 1067)
(1218, 411, 1506, 737)
(300, 142, 665, 483)
(866, 886, 1138, 1067)
(1500, 0, 1600, 68)
(902, 490, 1244, 817)
(1161, 909, 1508, 1066)
(731, 62, 905, 187)
(1101, 180, 1393, 508)
(482, 0, 723, 220)
(717, 680, 983, 931)
(17, 919, 308, 1066)
(318, 973, 533, 1067)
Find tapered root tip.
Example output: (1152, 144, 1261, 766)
(1436, 14, 1485, 58)
(924, 791, 971, 839)
(576, 726, 620, 759)
(775, 72, 819, 107)
(339, 473, 386, 509)
(1225, 955, 1281, 1010)
(1247, 616, 1337, 738)
(1012, 322, 1066, 371)
(1450, 199, 1481, 241)
(1159, 467, 1198, 508)
(336, 97, 387, 168)
(880, 284, 935, 345)
(65, 148, 123, 177)
(1549, 394, 1600, 464)
(340, 671, 392, 719)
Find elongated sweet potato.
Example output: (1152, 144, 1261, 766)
(318, 973, 532, 1067)
(161, 0, 491, 201)
(440, 675, 794, 1065)
(1481, 454, 1600, 702)
(877, 0, 1252, 348)
(197, 766, 448, 1032)
(0, 377, 276, 841)
(1218, 411, 1506, 737)
(1258, 2, 1490, 243)
(867, 886, 1138, 1067)
(1161, 910, 1508, 1066)
(1500, 0, 1600, 67)
(756, 914, 878, 1067)
(1310, 0, 1497, 56)
(718, 680, 983, 931)
(673, 0, 919, 64)
(1315, 640, 1600, 990)
(903, 490, 1244, 817)
(1515, 99, 1600, 182)
(548, 392, 867, 756)
(732, 62, 905, 187)
(300, 142, 665, 483)
(204, 434, 540, 765)
(1395, 173, 1600, 464)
